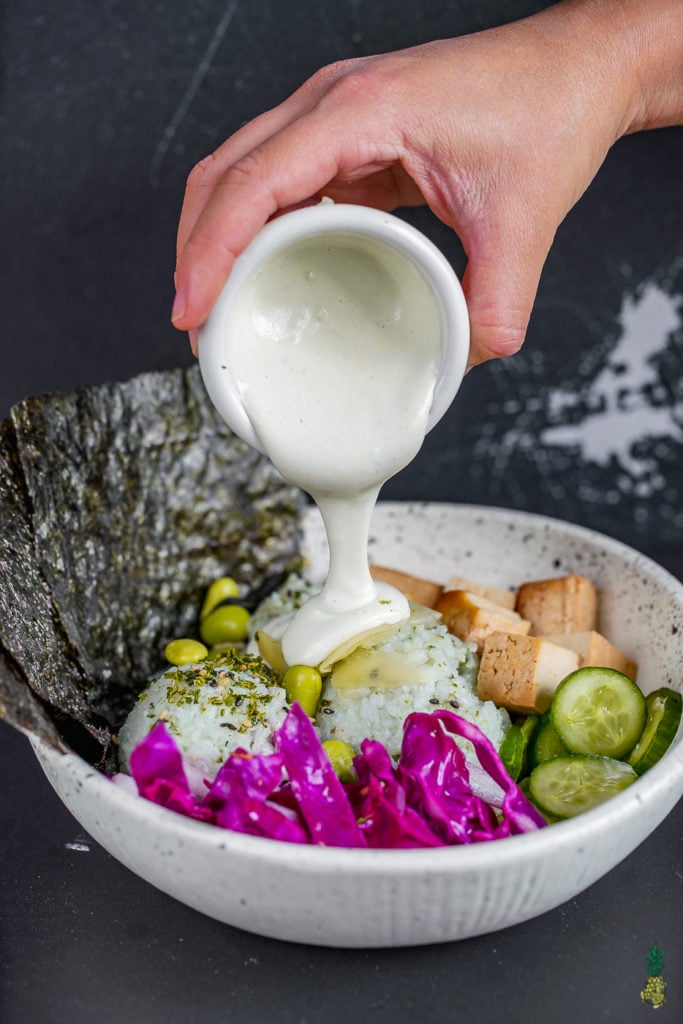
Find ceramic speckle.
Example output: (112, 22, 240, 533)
(32, 503, 683, 948)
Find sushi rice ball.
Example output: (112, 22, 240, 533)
(118, 650, 289, 785)
(119, 574, 509, 786)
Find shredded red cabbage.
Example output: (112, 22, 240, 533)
(118, 707, 544, 847)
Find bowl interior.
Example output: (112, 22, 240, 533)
(30, 503, 683, 946)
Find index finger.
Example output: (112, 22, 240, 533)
(172, 109, 383, 332)
(175, 60, 362, 278)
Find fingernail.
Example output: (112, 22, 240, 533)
(171, 289, 186, 325)
(189, 328, 199, 357)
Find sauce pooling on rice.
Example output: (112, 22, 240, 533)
(223, 232, 443, 666)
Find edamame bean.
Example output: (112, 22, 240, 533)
(200, 603, 251, 646)
(322, 740, 357, 783)
(200, 576, 240, 621)
(165, 638, 209, 666)
(282, 665, 322, 719)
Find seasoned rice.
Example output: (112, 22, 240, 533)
(118, 651, 289, 780)
(316, 606, 510, 758)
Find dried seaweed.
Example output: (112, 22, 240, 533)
(0, 367, 305, 763)
(0, 419, 104, 746)
(0, 651, 64, 750)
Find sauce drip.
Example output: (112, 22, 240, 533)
(224, 231, 443, 666)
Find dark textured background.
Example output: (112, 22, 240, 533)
(1, 2, 681, 1021)
(3, 0, 682, 548)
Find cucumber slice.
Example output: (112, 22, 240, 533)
(499, 716, 538, 781)
(529, 712, 568, 767)
(529, 755, 636, 819)
(628, 687, 682, 776)
(551, 667, 647, 759)
(519, 776, 560, 823)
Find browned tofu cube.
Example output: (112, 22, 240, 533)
(515, 574, 598, 635)
(444, 575, 517, 611)
(541, 630, 637, 681)
(477, 633, 581, 714)
(370, 565, 443, 609)
(434, 590, 530, 653)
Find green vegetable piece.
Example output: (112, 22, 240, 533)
(200, 576, 240, 622)
(282, 664, 323, 719)
(529, 755, 636, 819)
(322, 739, 357, 783)
(551, 666, 647, 760)
(628, 687, 682, 776)
(165, 638, 209, 666)
(519, 776, 560, 824)
(530, 712, 569, 767)
(500, 715, 538, 781)
(199, 604, 251, 646)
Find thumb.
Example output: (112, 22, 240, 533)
(460, 222, 553, 368)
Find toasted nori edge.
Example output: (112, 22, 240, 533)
(0, 650, 64, 751)
(0, 418, 105, 749)
(0, 366, 305, 765)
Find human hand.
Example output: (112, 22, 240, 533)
(172, 0, 682, 366)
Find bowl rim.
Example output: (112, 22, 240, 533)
(31, 501, 683, 871)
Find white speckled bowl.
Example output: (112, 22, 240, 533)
(32, 504, 683, 948)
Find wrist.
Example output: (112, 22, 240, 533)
(558, 0, 683, 136)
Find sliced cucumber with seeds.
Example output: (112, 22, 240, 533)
(628, 687, 682, 776)
(529, 755, 636, 819)
(529, 712, 568, 768)
(551, 667, 647, 760)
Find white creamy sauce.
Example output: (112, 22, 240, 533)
(224, 231, 443, 666)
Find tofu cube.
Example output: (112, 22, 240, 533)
(444, 575, 517, 611)
(515, 574, 598, 635)
(477, 633, 581, 714)
(541, 630, 637, 681)
(434, 590, 530, 653)
(369, 565, 443, 609)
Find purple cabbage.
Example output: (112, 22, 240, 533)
(397, 713, 502, 843)
(119, 707, 544, 847)
(275, 702, 366, 847)
(204, 751, 309, 843)
(128, 721, 214, 823)
(432, 710, 546, 834)
(350, 739, 443, 848)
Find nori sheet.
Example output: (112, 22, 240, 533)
(0, 419, 102, 749)
(0, 366, 305, 764)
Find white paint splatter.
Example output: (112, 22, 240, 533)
(65, 839, 90, 852)
(539, 284, 682, 484)
(484, 282, 682, 501)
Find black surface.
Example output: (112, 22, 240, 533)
(1, 0, 682, 1021)
(1, 710, 682, 1024)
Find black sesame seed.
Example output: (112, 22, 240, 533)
(220, 722, 238, 730)
(449, 700, 460, 709)
(234, 696, 244, 706)
(322, 707, 334, 715)
(429, 698, 440, 705)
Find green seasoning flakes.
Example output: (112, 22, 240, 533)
(119, 649, 290, 773)
(157, 651, 279, 724)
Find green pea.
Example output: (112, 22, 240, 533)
(200, 603, 251, 646)
(282, 665, 323, 719)
(322, 740, 357, 783)
(165, 638, 209, 666)
(200, 576, 241, 622)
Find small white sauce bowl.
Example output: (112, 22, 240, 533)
(198, 203, 470, 454)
